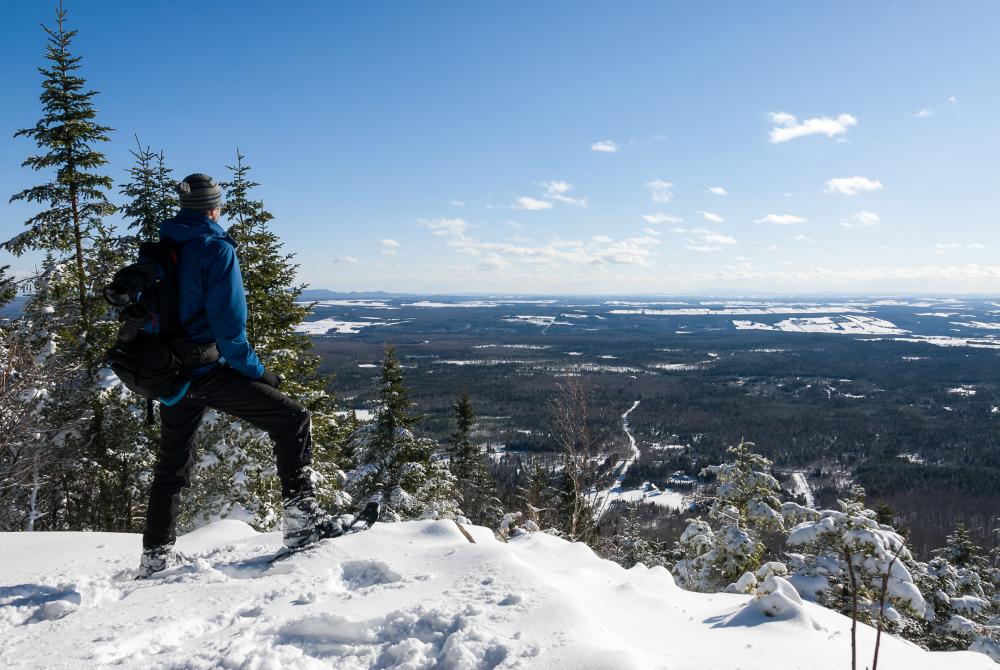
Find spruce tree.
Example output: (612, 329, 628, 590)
(671, 440, 785, 591)
(3, 4, 146, 532)
(346, 343, 458, 521)
(8, 2, 115, 358)
(118, 136, 176, 244)
(449, 390, 501, 527)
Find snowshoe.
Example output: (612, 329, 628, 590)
(270, 501, 380, 565)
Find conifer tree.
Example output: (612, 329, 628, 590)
(346, 343, 459, 521)
(449, 390, 501, 527)
(672, 440, 784, 591)
(7, 2, 115, 359)
(118, 137, 176, 244)
(516, 457, 556, 530)
(603, 502, 664, 569)
(2, 5, 147, 532)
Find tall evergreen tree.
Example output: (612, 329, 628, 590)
(449, 390, 501, 527)
(7, 2, 115, 359)
(346, 343, 458, 521)
(2, 4, 146, 532)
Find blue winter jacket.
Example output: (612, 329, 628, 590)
(159, 209, 265, 389)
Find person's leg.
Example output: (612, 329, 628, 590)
(143, 399, 206, 549)
(187, 365, 313, 498)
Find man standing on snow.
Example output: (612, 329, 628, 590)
(139, 173, 343, 577)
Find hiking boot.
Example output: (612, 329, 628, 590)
(282, 492, 345, 550)
(137, 544, 183, 579)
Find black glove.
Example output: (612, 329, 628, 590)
(259, 369, 283, 389)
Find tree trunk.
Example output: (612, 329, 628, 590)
(69, 182, 89, 337)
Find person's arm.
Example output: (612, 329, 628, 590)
(202, 240, 266, 380)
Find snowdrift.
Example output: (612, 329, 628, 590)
(0, 520, 992, 669)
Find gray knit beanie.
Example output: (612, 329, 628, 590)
(177, 173, 223, 212)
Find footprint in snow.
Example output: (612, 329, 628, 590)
(340, 560, 402, 589)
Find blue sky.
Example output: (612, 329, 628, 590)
(2, 1, 999, 295)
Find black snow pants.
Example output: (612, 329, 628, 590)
(142, 364, 313, 549)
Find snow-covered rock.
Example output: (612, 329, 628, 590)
(0, 521, 994, 669)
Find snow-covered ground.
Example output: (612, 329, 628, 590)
(733, 315, 907, 335)
(610, 306, 867, 316)
(294, 318, 405, 335)
(1, 521, 991, 669)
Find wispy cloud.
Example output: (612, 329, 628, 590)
(645, 180, 674, 203)
(449, 200, 466, 207)
(541, 180, 587, 207)
(419, 217, 470, 238)
(936, 242, 985, 251)
(916, 109, 934, 119)
(754, 214, 808, 225)
(378, 239, 400, 255)
(334, 256, 360, 264)
(698, 210, 725, 224)
(445, 234, 662, 267)
(708, 186, 728, 196)
(840, 211, 880, 228)
(591, 140, 619, 153)
(671, 227, 737, 251)
(824, 176, 884, 196)
(768, 111, 857, 143)
(512, 196, 553, 210)
(642, 213, 683, 224)
(948, 96, 957, 104)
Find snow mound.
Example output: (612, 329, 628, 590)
(0, 521, 994, 669)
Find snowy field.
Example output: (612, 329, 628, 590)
(0, 521, 991, 669)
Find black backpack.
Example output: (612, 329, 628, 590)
(104, 239, 217, 414)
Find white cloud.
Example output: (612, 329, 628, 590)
(419, 217, 470, 238)
(334, 256, 360, 264)
(948, 96, 957, 104)
(378, 239, 400, 255)
(449, 200, 466, 207)
(674, 227, 737, 249)
(840, 211, 881, 228)
(936, 242, 985, 251)
(505, 221, 523, 229)
(445, 234, 661, 267)
(794, 234, 814, 243)
(698, 210, 725, 224)
(591, 140, 619, 153)
(768, 111, 858, 143)
(642, 213, 682, 224)
(708, 186, 728, 196)
(701, 232, 737, 245)
(916, 109, 934, 119)
(643, 227, 662, 237)
(824, 176, 884, 196)
(754, 214, 808, 225)
(541, 180, 587, 207)
(645, 180, 674, 203)
(512, 196, 553, 210)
